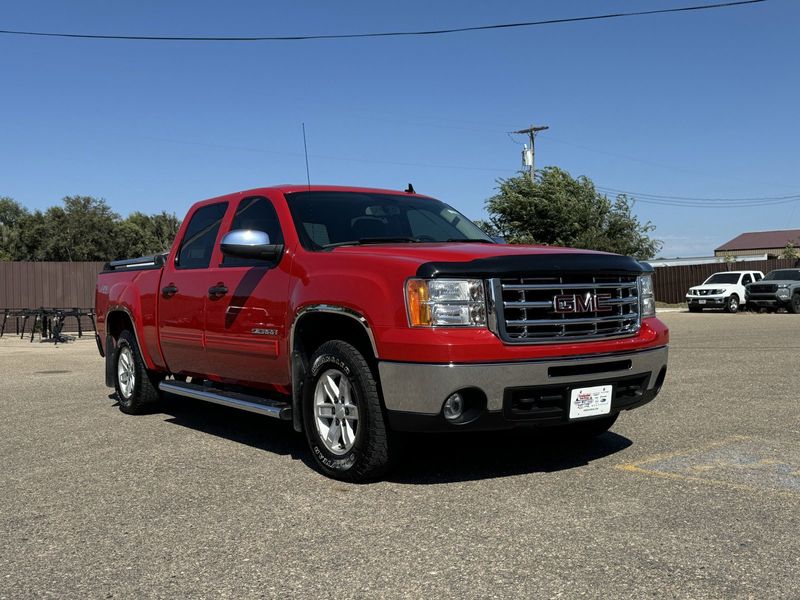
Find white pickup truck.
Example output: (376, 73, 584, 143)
(686, 270, 764, 313)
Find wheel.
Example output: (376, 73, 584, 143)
(113, 330, 161, 414)
(564, 413, 619, 440)
(725, 294, 740, 313)
(789, 294, 800, 314)
(688, 305, 702, 313)
(303, 340, 389, 481)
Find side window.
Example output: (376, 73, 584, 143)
(176, 202, 228, 270)
(741, 274, 752, 285)
(223, 196, 284, 267)
(754, 273, 763, 281)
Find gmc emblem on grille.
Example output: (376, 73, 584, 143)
(553, 292, 614, 314)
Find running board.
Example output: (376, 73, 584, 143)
(159, 380, 292, 420)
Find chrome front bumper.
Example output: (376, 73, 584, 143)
(378, 346, 668, 415)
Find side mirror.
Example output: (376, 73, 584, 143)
(220, 229, 283, 261)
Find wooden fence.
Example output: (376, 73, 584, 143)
(0, 261, 105, 333)
(652, 258, 799, 304)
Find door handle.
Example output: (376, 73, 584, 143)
(162, 284, 178, 297)
(208, 284, 228, 298)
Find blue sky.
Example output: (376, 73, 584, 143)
(1, 0, 797, 257)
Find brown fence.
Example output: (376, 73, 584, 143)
(0, 261, 105, 333)
(652, 258, 799, 304)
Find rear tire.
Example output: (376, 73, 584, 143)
(303, 340, 389, 482)
(725, 294, 740, 313)
(113, 330, 161, 414)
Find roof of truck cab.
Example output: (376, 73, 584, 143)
(192, 185, 435, 208)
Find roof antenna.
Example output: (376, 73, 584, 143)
(405, 183, 415, 194)
(302, 123, 311, 191)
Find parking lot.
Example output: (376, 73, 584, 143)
(1, 311, 798, 599)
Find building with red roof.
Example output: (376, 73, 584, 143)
(714, 229, 800, 257)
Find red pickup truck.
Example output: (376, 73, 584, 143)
(96, 185, 669, 481)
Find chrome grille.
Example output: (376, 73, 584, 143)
(492, 275, 641, 343)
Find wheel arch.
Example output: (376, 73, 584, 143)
(289, 305, 379, 433)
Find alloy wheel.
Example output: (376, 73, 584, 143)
(313, 368, 359, 455)
(117, 346, 136, 399)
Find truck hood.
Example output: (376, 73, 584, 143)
(690, 283, 737, 292)
(748, 280, 798, 287)
(328, 243, 649, 278)
(330, 242, 602, 261)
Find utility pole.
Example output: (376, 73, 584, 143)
(514, 124, 549, 181)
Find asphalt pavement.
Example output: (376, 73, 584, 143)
(1, 311, 798, 599)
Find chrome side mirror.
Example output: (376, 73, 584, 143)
(220, 229, 283, 261)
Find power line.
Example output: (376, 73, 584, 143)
(596, 188, 800, 209)
(596, 186, 800, 203)
(0, 1, 768, 43)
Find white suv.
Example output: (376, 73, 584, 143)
(686, 270, 764, 313)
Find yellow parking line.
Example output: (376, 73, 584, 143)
(614, 436, 799, 498)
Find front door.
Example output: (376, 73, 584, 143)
(158, 201, 229, 377)
(203, 195, 291, 390)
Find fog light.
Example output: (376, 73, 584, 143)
(443, 393, 465, 421)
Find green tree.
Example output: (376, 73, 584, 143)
(0, 196, 182, 261)
(37, 196, 121, 261)
(477, 167, 661, 260)
(781, 240, 799, 260)
(0, 197, 29, 260)
(120, 211, 181, 257)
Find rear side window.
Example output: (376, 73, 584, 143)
(754, 273, 763, 281)
(223, 196, 284, 267)
(741, 274, 752, 285)
(176, 202, 228, 269)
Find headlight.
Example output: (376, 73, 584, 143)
(639, 274, 656, 318)
(778, 284, 791, 289)
(406, 279, 486, 327)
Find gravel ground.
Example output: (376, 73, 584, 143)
(1, 311, 798, 599)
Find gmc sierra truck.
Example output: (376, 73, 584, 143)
(95, 185, 669, 481)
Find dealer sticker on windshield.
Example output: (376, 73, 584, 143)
(569, 385, 613, 420)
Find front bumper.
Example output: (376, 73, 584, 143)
(686, 295, 726, 306)
(747, 295, 788, 307)
(379, 346, 668, 431)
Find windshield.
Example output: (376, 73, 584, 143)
(286, 191, 493, 250)
(704, 273, 740, 284)
(764, 269, 800, 281)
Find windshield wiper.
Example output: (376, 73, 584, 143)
(322, 237, 420, 249)
(445, 238, 495, 243)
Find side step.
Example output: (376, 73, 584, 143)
(159, 380, 292, 421)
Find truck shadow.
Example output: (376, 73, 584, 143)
(148, 394, 632, 483)
(154, 394, 308, 459)
(387, 430, 632, 484)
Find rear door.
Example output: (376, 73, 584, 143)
(203, 195, 291, 389)
(158, 201, 229, 376)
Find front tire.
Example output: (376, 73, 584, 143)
(113, 330, 161, 414)
(789, 294, 800, 314)
(688, 305, 702, 313)
(725, 294, 740, 313)
(303, 340, 389, 482)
